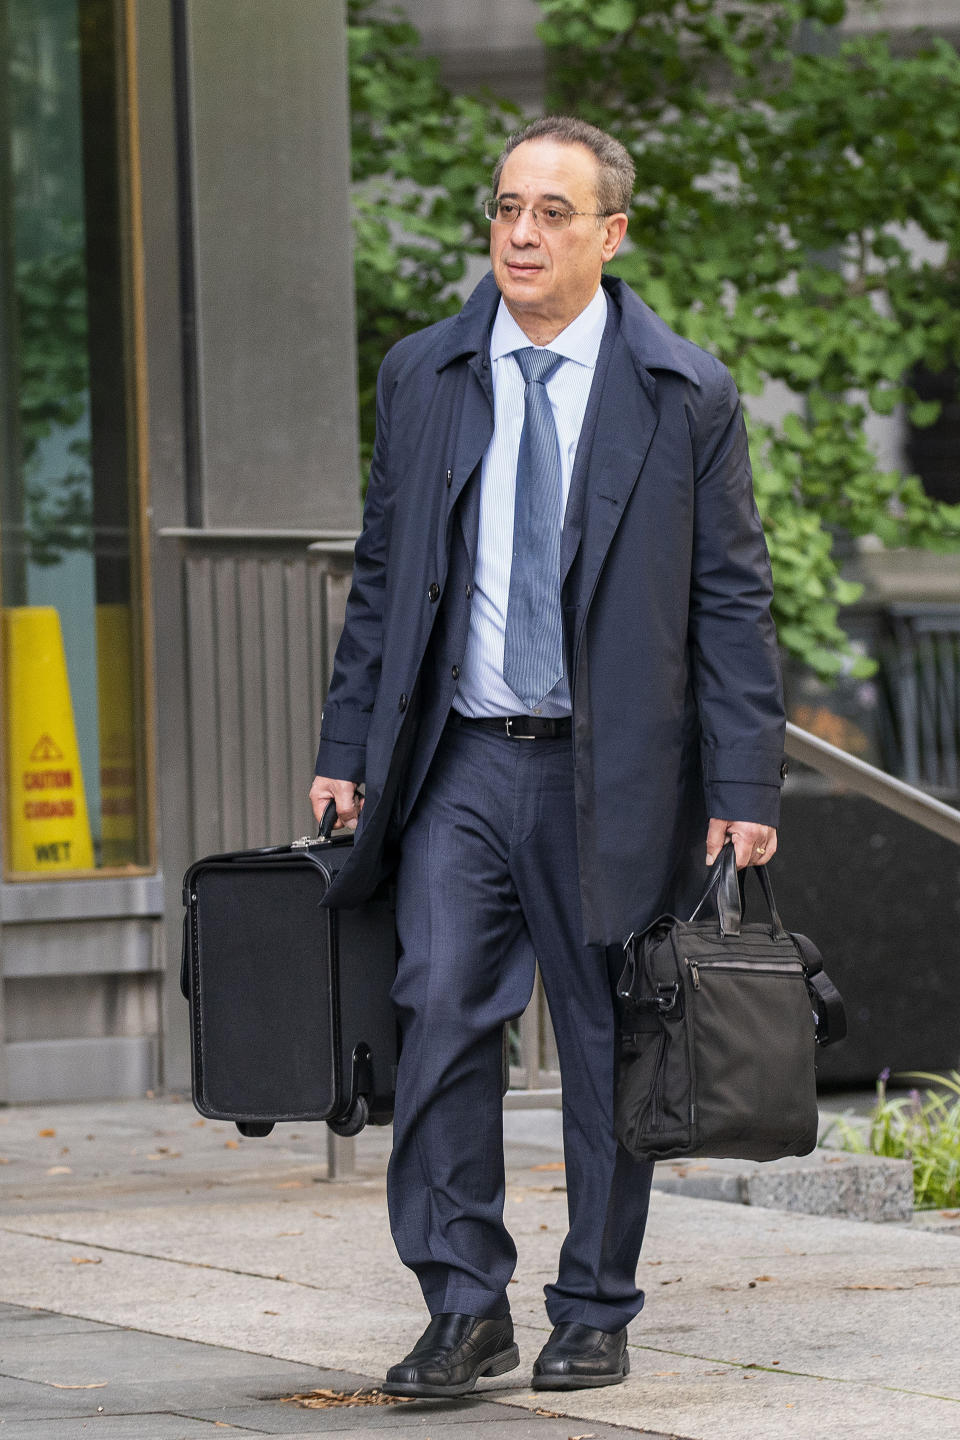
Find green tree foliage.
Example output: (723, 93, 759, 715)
(347, 0, 516, 461)
(348, 0, 960, 676)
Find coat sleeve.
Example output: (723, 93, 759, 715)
(688, 367, 786, 826)
(314, 361, 393, 783)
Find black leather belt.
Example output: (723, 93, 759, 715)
(451, 712, 572, 740)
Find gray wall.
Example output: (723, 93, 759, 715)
(182, 0, 360, 533)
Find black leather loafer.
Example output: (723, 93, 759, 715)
(383, 1312, 520, 1398)
(532, 1322, 629, 1389)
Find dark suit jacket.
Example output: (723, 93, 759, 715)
(315, 273, 786, 946)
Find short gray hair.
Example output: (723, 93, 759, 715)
(492, 116, 635, 218)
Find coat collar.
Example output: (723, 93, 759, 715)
(434, 271, 701, 388)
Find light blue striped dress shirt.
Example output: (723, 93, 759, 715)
(454, 285, 609, 718)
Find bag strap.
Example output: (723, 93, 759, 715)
(789, 929, 847, 1046)
(688, 841, 786, 939)
(807, 969, 847, 1046)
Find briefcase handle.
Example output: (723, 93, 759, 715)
(689, 841, 786, 940)
(318, 798, 339, 842)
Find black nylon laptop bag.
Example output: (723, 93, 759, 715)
(614, 843, 846, 1163)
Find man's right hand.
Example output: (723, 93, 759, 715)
(309, 775, 364, 831)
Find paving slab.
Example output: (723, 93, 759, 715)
(0, 1302, 674, 1440)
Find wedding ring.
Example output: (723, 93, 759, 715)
(754, 844, 766, 855)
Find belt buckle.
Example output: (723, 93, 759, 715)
(505, 717, 535, 740)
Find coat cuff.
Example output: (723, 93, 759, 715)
(314, 737, 366, 785)
(705, 780, 782, 829)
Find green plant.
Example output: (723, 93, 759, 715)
(827, 1069, 960, 1210)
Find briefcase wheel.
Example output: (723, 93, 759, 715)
(327, 1096, 369, 1137)
(235, 1121, 275, 1138)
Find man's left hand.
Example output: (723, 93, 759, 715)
(705, 818, 776, 869)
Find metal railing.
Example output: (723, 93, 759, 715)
(884, 604, 960, 793)
(325, 721, 960, 1176)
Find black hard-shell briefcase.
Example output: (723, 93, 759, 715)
(181, 804, 398, 1139)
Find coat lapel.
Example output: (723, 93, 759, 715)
(435, 355, 493, 583)
(571, 332, 661, 656)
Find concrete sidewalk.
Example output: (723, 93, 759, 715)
(0, 1096, 958, 1440)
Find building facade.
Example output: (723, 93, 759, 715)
(0, 0, 359, 1101)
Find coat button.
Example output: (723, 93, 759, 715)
(465, 583, 473, 598)
(451, 665, 460, 681)
(398, 693, 408, 713)
(780, 760, 789, 779)
(428, 582, 440, 602)
(446, 468, 453, 487)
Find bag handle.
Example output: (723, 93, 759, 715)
(688, 841, 786, 939)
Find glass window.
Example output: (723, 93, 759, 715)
(1, 0, 151, 875)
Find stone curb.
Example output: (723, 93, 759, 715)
(651, 1148, 914, 1221)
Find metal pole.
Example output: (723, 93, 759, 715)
(325, 1129, 357, 1181)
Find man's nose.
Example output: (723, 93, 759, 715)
(510, 208, 541, 245)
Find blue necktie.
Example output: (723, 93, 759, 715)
(503, 347, 565, 710)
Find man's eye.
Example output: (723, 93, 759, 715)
(499, 202, 520, 220)
(544, 209, 564, 221)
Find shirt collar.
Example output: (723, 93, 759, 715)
(489, 285, 609, 370)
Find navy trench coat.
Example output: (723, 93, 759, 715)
(315, 273, 786, 947)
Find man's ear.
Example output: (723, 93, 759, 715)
(601, 214, 628, 264)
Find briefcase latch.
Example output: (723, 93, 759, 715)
(291, 834, 327, 849)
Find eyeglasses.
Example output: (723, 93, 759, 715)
(482, 198, 610, 230)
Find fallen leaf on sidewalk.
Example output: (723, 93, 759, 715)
(147, 1152, 182, 1160)
(70, 1257, 102, 1265)
(534, 1407, 560, 1418)
(38, 1128, 56, 1137)
(276, 1180, 304, 1189)
(50, 1381, 107, 1390)
(46, 1166, 72, 1175)
(840, 1283, 911, 1291)
(276, 1230, 303, 1237)
(224, 1140, 239, 1150)
(753, 1275, 776, 1282)
(281, 1388, 414, 1408)
(569, 1432, 595, 1438)
(0, 1157, 10, 1165)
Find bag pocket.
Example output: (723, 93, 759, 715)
(615, 1012, 691, 1158)
(682, 954, 818, 1160)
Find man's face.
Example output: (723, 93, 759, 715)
(489, 138, 627, 338)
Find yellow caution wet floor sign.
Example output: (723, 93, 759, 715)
(4, 606, 94, 871)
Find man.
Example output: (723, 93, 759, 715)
(311, 116, 785, 1396)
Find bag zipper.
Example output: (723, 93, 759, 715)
(685, 957, 805, 990)
(648, 1028, 667, 1130)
